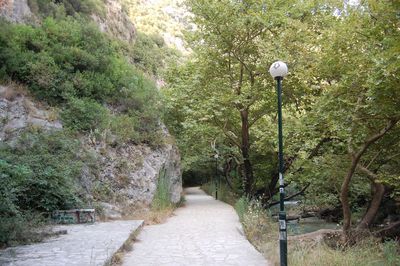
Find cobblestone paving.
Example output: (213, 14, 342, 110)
(0, 220, 143, 266)
(123, 187, 269, 266)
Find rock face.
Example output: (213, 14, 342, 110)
(91, 0, 136, 43)
(0, 84, 182, 217)
(83, 132, 182, 213)
(0, 85, 62, 142)
(0, 0, 31, 23)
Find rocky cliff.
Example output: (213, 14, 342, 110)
(0, 0, 31, 23)
(0, 0, 182, 217)
(0, 84, 182, 218)
(91, 0, 136, 43)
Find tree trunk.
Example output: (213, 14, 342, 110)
(357, 165, 386, 230)
(240, 109, 254, 194)
(223, 158, 234, 189)
(358, 182, 385, 229)
(341, 157, 358, 232)
(340, 119, 398, 235)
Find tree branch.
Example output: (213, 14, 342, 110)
(267, 183, 311, 207)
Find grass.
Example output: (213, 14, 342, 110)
(104, 223, 143, 266)
(105, 171, 184, 265)
(201, 181, 399, 266)
(238, 199, 399, 266)
(146, 169, 184, 225)
(201, 181, 236, 205)
(288, 239, 399, 266)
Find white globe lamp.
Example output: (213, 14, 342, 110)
(269, 61, 288, 79)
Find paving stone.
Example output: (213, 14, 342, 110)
(123, 187, 270, 266)
(0, 220, 143, 266)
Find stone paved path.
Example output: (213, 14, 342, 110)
(123, 187, 269, 266)
(0, 220, 143, 266)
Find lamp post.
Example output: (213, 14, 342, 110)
(214, 153, 219, 200)
(269, 61, 288, 266)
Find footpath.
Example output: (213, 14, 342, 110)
(123, 187, 269, 266)
(0, 220, 143, 266)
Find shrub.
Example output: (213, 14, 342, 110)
(28, 0, 105, 17)
(0, 18, 163, 146)
(235, 196, 250, 222)
(382, 240, 400, 265)
(0, 130, 84, 213)
(110, 114, 140, 144)
(0, 130, 87, 246)
(151, 168, 173, 211)
(0, 212, 46, 248)
(61, 97, 109, 132)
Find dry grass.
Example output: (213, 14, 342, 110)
(0, 81, 29, 101)
(0, 81, 59, 121)
(233, 196, 400, 266)
(104, 224, 143, 266)
(288, 239, 389, 266)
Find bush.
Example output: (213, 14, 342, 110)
(110, 114, 140, 144)
(235, 196, 249, 222)
(0, 130, 87, 246)
(28, 0, 105, 17)
(0, 18, 163, 145)
(0, 130, 84, 213)
(0, 213, 45, 248)
(382, 240, 400, 266)
(61, 97, 109, 132)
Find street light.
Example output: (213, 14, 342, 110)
(269, 61, 288, 266)
(214, 153, 219, 200)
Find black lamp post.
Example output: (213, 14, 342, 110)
(214, 153, 219, 200)
(269, 61, 288, 266)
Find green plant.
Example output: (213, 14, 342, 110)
(0, 212, 46, 248)
(61, 97, 109, 132)
(28, 0, 105, 17)
(382, 240, 400, 266)
(151, 169, 173, 211)
(109, 114, 139, 144)
(0, 17, 163, 146)
(0, 130, 88, 246)
(235, 196, 249, 222)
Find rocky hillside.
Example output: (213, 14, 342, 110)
(123, 0, 192, 54)
(0, 84, 181, 215)
(0, 0, 182, 246)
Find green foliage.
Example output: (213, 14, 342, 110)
(109, 114, 140, 144)
(0, 130, 86, 246)
(132, 32, 165, 76)
(61, 98, 109, 132)
(0, 130, 84, 213)
(151, 168, 173, 211)
(234, 196, 249, 222)
(382, 240, 400, 266)
(0, 17, 163, 144)
(0, 212, 45, 248)
(28, 0, 105, 17)
(166, 0, 400, 235)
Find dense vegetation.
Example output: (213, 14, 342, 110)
(164, 0, 399, 248)
(0, 1, 177, 247)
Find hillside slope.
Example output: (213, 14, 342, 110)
(0, 0, 182, 247)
